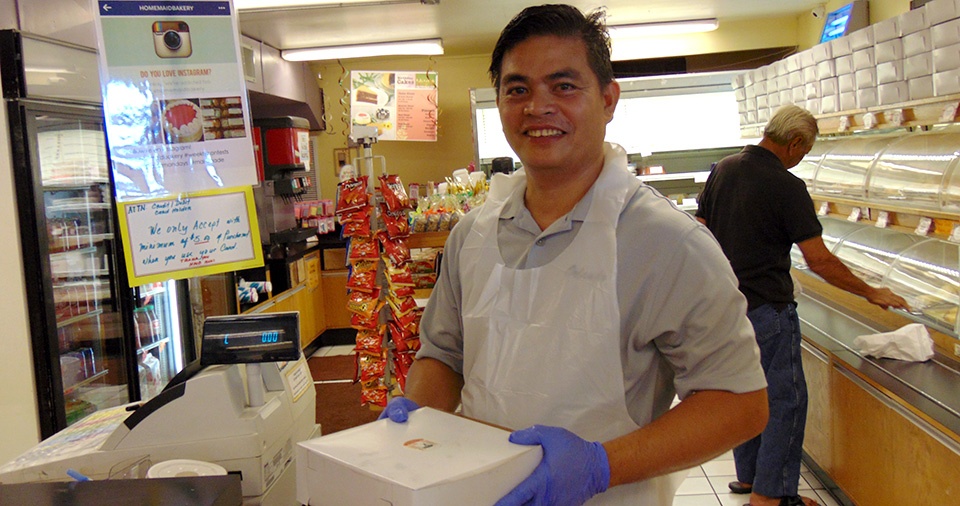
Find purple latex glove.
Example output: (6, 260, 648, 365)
(495, 425, 610, 506)
(377, 396, 420, 423)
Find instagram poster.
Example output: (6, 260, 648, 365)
(351, 71, 438, 141)
(93, 1, 262, 284)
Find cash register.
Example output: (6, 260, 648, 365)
(0, 312, 319, 506)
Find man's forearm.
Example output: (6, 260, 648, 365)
(809, 256, 875, 298)
(403, 357, 464, 412)
(604, 389, 768, 487)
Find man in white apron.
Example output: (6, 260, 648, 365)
(383, 5, 769, 505)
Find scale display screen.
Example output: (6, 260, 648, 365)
(201, 312, 301, 365)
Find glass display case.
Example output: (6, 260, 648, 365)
(884, 240, 960, 334)
(812, 134, 899, 198)
(28, 107, 132, 428)
(790, 140, 835, 191)
(866, 128, 960, 211)
(832, 226, 928, 287)
(791, 217, 865, 270)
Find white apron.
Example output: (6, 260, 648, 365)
(459, 144, 682, 505)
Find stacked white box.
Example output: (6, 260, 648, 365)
(926, 0, 958, 27)
(910, 75, 935, 99)
(933, 42, 960, 72)
(830, 36, 853, 57)
(816, 59, 837, 79)
(879, 81, 909, 105)
(899, 4, 928, 35)
(855, 68, 877, 89)
(853, 47, 876, 71)
(788, 70, 803, 89)
(836, 54, 854, 75)
(934, 69, 960, 95)
(903, 29, 933, 56)
(779, 89, 793, 107)
(792, 86, 805, 104)
(802, 66, 819, 85)
(931, 18, 960, 47)
(875, 38, 904, 63)
(838, 73, 856, 93)
(877, 61, 905, 84)
(874, 17, 902, 42)
(840, 91, 858, 111)
(858, 87, 879, 108)
(820, 77, 839, 113)
(849, 26, 876, 51)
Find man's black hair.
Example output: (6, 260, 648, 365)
(489, 4, 614, 90)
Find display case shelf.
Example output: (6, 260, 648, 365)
(62, 369, 108, 395)
(137, 336, 170, 355)
(56, 308, 103, 329)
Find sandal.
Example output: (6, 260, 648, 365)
(728, 481, 752, 494)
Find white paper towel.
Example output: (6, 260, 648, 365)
(146, 459, 227, 479)
(853, 323, 935, 362)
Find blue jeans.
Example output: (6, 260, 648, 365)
(734, 303, 807, 498)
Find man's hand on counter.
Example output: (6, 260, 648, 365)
(867, 287, 911, 312)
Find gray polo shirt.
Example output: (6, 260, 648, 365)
(416, 179, 766, 427)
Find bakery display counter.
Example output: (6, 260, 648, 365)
(793, 216, 960, 338)
(794, 282, 960, 506)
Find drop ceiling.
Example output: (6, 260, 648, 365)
(238, 0, 825, 59)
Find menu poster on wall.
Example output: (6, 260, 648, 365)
(351, 71, 438, 142)
(93, 0, 258, 199)
(117, 187, 263, 285)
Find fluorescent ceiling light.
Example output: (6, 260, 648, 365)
(235, 0, 415, 11)
(282, 38, 444, 61)
(608, 18, 719, 38)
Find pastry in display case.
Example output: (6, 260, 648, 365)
(811, 133, 899, 198)
(866, 126, 960, 211)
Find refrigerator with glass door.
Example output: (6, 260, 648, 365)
(1, 30, 195, 438)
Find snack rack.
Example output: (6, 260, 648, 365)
(335, 128, 421, 408)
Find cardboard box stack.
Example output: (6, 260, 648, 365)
(734, 0, 960, 128)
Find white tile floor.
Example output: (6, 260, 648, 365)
(673, 451, 841, 506)
(310, 344, 844, 506)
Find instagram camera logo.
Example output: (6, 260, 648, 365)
(152, 21, 192, 58)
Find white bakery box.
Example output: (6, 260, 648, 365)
(296, 407, 543, 506)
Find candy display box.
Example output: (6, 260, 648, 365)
(296, 407, 542, 506)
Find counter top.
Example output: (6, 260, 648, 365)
(797, 292, 960, 439)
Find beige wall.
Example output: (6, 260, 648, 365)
(0, 0, 41, 465)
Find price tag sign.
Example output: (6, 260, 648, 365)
(847, 207, 862, 222)
(949, 223, 960, 243)
(941, 102, 959, 123)
(818, 202, 830, 216)
(916, 216, 933, 236)
(875, 211, 890, 228)
(838, 116, 850, 132)
(889, 109, 904, 127)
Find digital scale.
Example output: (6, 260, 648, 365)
(0, 312, 319, 506)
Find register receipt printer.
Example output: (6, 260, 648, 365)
(0, 312, 319, 506)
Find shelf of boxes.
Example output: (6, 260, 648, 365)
(737, 0, 960, 138)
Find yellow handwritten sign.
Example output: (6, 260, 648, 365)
(117, 187, 262, 285)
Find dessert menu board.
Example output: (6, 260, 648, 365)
(93, 1, 263, 284)
(351, 71, 438, 142)
(117, 187, 262, 285)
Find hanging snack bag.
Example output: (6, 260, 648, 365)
(355, 326, 385, 354)
(379, 174, 411, 212)
(378, 231, 410, 267)
(346, 260, 378, 293)
(380, 204, 410, 239)
(335, 176, 368, 215)
(348, 235, 380, 263)
(347, 287, 381, 320)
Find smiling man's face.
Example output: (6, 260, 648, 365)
(496, 34, 619, 176)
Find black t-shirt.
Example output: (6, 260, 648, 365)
(696, 145, 822, 311)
